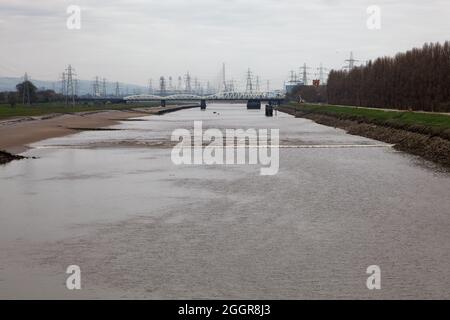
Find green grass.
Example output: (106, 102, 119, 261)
(285, 102, 450, 131)
(0, 102, 160, 119)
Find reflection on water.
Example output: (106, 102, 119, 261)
(0, 104, 449, 299)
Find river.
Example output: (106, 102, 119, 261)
(0, 103, 449, 299)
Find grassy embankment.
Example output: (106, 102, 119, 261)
(281, 102, 450, 138)
(0, 102, 160, 120)
(279, 102, 450, 166)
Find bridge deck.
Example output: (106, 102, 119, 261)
(123, 92, 285, 102)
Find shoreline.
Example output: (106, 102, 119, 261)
(0, 104, 198, 163)
(279, 104, 450, 167)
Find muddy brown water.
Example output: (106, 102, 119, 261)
(0, 104, 449, 299)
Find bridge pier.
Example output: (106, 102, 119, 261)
(247, 99, 261, 109)
(200, 99, 207, 110)
(161, 100, 166, 107)
(265, 104, 274, 117)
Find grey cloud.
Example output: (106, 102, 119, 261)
(0, 0, 449, 88)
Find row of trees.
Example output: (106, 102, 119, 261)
(327, 42, 450, 112)
(287, 85, 327, 103)
(0, 80, 64, 106)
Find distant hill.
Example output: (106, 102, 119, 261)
(0, 77, 147, 96)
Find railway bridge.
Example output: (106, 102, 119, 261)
(123, 91, 286, 109)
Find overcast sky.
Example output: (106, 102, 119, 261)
(1, 0, 449, 89)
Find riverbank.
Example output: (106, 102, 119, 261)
(0, 104, 198, 163)
(0, 150, 26, 165)
(0, 102, 160, 119)
(279, 103, 450, 167)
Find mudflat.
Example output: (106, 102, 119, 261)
(0, 106, 189, 154)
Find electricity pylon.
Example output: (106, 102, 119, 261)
(168, 76, 173, 92)
(159, 76, 166, 96)
(184, 72, 191, 93)
(93, 76, 100, 97)
(148, 79, 153, 94)
(177, 76, 182, 93)
(22, 72, 31, 105)
(316, 63, 329, 85)
(289, 70, 297, 82)
(300, 63, 311, 85)
(245, 68, 253, 93)
(222, 62, 227, 92)
(102, 78, 107, 97)
(115, 82, 120, 97)
(65, 65, 76, 106)
(344, 52, 359, 70)
(61, 72, 66, 96)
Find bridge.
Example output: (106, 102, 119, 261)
(123, 91, 286, 109)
